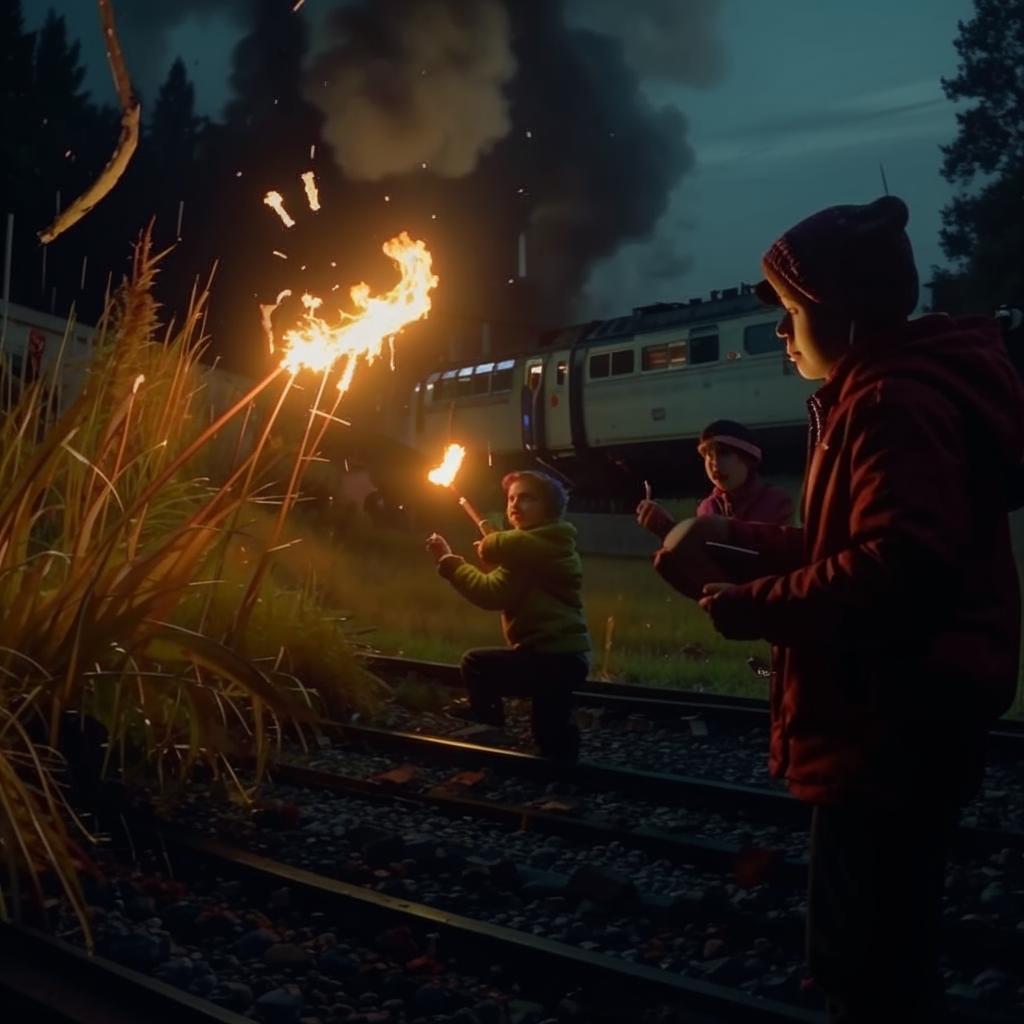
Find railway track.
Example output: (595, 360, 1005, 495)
(0, 920, 250, 1024)
(125, 819, 1019, 1024)
(303, 718, 1024, 859)
(361, 653, 1024, 753)
(106, 818, 823, 1024)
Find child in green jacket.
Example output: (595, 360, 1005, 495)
(426, 470, 590, 760)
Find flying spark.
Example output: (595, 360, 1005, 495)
(301, 171, 320, 211)
(264, 190, 295, 227)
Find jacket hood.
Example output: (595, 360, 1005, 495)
(527, 519, 579, 547)
(838, 314, 1024, 473)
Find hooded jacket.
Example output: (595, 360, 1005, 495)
(714, 314, 1024, 804)
(438, 520, 591, 655)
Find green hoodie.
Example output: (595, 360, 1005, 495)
(438, 520, 590, 655)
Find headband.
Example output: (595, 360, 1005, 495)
(697, 434, 763, 462)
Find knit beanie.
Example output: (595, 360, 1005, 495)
(754, 196, 918, 321)
(698, 419, 762, 464)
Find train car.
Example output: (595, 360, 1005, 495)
(405, 286, 816, 495)
(0, 300, 97, 405)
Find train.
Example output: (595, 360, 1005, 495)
(1, 287, 814, 508)
(402, 285, 816, 497)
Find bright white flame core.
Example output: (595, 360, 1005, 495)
(427, 443, 467, 488)
(278, 232, 438, 394)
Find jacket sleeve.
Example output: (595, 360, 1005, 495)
(712, 382, 972, 648)
(729, 520, 805, 577)
(438, 554, 528, 611)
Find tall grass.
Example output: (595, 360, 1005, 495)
(0, 235, 376, 940)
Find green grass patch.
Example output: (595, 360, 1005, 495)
(269, 512, 1024, 716)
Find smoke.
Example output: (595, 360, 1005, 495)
(307, 0, 516, 180)
(106, 0, 724, 331)
(566, 0, 727, 87)
(512, 5, 697, 312)
(296, 0, 721, 322)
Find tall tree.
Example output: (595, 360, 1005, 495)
(0, 0, 38, 306)
(936, 0, 1024, 313)
(0, 0, 36, 196)
(150, 57, 201, 174)
(32, 11, 94, 210)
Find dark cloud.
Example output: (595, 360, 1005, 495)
(301, 0, 707, 321)
(566, 0, 727, 87)
(308, 0, 515, 180)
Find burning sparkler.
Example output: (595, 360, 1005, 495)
(427, 443, 465, 487)
(233, 227, 438, 638)
(277, 232, 437, 393)
(427, 443, 490, 535)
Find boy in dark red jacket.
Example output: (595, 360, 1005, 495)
(694, 196, 1024, 1021)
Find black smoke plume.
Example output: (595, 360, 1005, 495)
(304, 0, 723, 327)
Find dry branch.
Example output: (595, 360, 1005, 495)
(38, 0, 139, 245)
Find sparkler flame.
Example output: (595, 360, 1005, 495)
(278, 232, 438, 393)
(301, 171, 321, 211)
(264, 190, 295, 227)
(427, 443, 467, 488)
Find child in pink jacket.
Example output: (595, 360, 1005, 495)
(636, 419, 793, 539)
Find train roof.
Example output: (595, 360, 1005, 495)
(425, 286, 772, 379)
(530, 286, 768, 351)
(576, 288, 765, 346)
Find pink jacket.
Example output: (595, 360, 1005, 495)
(696, 475, 793, 525)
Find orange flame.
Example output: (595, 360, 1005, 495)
(278, 232, 438, 393)
(264, 190, 295, 227)
(427, 443, 466, 488)
(260, 289, 293, 354)
(301, 171, 320, 211)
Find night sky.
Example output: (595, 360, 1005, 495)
(23, 0, 973, 320)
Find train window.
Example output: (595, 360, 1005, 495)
(642, 341, 688, 371)
(456, 366, 474, 398)
(589, 352, 610, 379)
(611, 349, 634, 375)
(555, 361, 567, 385)
(744, 322, 782, 355)
(527, 364, 543, 391)
(472, 363, 492, 395)
(642, 345, 667, 371)
(667, 342, 687, 368)
(434, 370, 458, 401)
(689, 332, 719, 365)
(491, 359, 515, 393)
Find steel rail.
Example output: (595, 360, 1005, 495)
(0, 920, 250, 1024)
(361, 653, 1024, 750)
(312, 720, 1024, 856)
(148, 822, 823, 1024)
(272, 759, 810, 885)
(141, 823, 1022, 1024)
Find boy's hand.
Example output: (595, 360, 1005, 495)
(425, 533, 452, 562)
(473, 540, 495, 570)
(636, 499, 675, 539)
(700, 582, 759, 639)
(478, 519, 497, 536)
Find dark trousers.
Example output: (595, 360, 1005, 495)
(807, 799, 958, 1022)
(459, 647, 588, 756)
